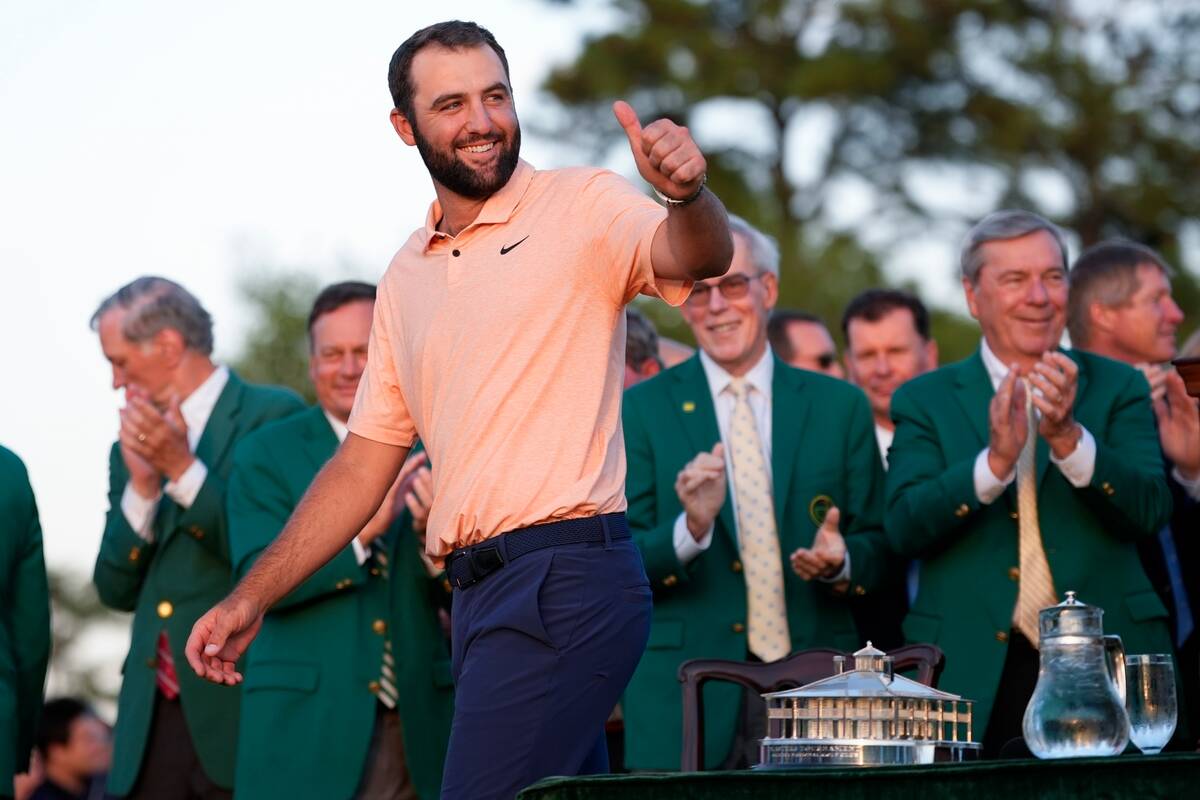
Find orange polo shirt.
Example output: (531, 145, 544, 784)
(347, 159, 691, 559)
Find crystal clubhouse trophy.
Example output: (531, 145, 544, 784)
(757, 644, 981, 767)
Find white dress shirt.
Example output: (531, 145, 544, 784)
(972, 340, 1096, 504)
(120, 366, 229, 542)
(673, 348, 850, 581)
(874, 424, 894, 470)
(322, 410, 373, 566)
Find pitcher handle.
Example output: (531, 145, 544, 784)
(1104, 634, 1127, 703)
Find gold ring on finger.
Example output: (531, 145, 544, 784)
(137, 432, 147, 443)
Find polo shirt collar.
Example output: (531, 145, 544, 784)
(422, 158, 536, 250)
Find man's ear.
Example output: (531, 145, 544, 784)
(153, 328, 186, 368)
(1089, 301, 1118, 340)
(390, 108, 416, 146)
(962, 277, 980, 321)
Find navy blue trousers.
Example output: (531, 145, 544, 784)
(440, 537, 652, 800)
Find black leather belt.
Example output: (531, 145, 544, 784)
(446, 512, 629, 589)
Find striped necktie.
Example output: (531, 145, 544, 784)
(727, 377, 791, 662)
(1013, 390, 1058, 644)
(155, 631, 180, 700)
(373, 545, 400, 709)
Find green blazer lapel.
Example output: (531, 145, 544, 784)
(298, 406, 339, 472)
(195, 371, 247, 471)
(770, 360, 809, 531)
(1037, 349, 1089, 487)
(668, 356, 736, 543)
(952, 349, 993, 449)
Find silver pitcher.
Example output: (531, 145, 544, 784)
(1022, 591, 1130, 758)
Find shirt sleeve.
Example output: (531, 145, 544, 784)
(120, 483, 159, 542)
(974, 447, 1014, 504)
(164, 458, 207, 509)
(817, 551, 852, 583)
(347, 276, 418, 447)
(1051, 425, 1096, 488)
(579, 169, 692, 308)
(1172, 465, 1200, 501)
(673, 511, 714, 564)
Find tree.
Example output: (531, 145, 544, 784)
(539, 0, 1200, 358)
(229, 272, 323, 403)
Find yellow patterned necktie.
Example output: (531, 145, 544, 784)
(1013, 388, 1058, 645)
(726, 377, 791, 662)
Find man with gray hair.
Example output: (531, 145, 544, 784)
(621, 215, 888, 769)
(886, 211, 1173, 757)
(1068, 239, 1200, 747)
(90, 276, 302, 798)
(624, 307, 665, 388)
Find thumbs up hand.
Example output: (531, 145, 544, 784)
(613, 100, 706, 202)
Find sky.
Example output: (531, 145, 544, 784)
(0, 0, 621, 582)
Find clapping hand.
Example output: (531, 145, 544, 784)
(1027, 351, 1081, 458)
(613, 100, 706, 202)
(987, 368, 1030, 479)
(790, 507, 847, 581)
(674, 443, 727, 541)
(1153, 369, 1200, 481)
(119, 386, 193, 491)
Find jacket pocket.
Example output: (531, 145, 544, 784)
(646, 619, 684, 649)
(1124, 589, 1169, 623)
(903, 612, 942, 645)
(243, 661, 320, 693)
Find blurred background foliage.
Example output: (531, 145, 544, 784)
(231, 0, 1200, 391)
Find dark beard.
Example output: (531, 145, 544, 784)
(412, 122, 522, 200)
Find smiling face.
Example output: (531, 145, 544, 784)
(845, 308, 937, 426)
(964, 229, 1069, 369)
(1098, 264, 1183, 363)
(681, 231, 777, 377)
(309, 300, 374, 422)
(394, 44, 521, 200)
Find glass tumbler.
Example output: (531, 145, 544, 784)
(1124, 654, 1177, 755)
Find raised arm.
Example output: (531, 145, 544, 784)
(185, 432, 408, 684)
(613, 101, 732, 282)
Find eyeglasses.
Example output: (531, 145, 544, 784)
(685, 273, 764, 306)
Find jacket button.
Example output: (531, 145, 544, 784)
(157, 601, 173, 619)
(368, 680, 381, 694)
(372, 619, 387, 636)
(1008, 567, 1020, 582)
(996, 630, 1009, 642)
(1009, 511, 1019, 520)
(370, 567, 381, 577)
(129, 546, 140, 562)
(954, 503, 970, 518)
(731, 561, 743, 573)
(854, 585, 866, 596)
(146, 657, 158, 669)
(732, 622, 746, 633)
(663, 574, 679, 587)
(442, 578, 453, 594)
(190, 525, 204, 539)
(1101, 481, 1115, 496)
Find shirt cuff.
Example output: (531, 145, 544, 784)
(673, 512, 713, 565)
(1172, 465, 1200, 501)
(351, 538, 371, 566)
(817, 551, 851, 583)
(974, 448, 1014, 505)
(120, 483, 160, 543)
(1051, 426, 1096, 488)
(164, 459, 206, 509)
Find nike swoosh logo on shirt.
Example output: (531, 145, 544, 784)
(500, 236, 530, 255)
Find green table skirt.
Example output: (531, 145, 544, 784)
(518, 754, 1200, 799)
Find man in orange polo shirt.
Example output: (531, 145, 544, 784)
(187, 19, 732, 800)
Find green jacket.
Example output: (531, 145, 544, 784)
(228, 407, 453, 800)
(886, 348, 1174, 734)
(0, 446, 50, 793)
(622, 355, 889, 769)
(92, 372, 303, 796)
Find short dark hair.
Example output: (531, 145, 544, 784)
(625, 307, 662, 370)
(307, 281, 377, 347)
(841, 289, 931, 344)
(1067, 240, 1172, 347)
(767, 310, 825, 362)
(388, 21, 511, 123)
(36, 698, 93, 757)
